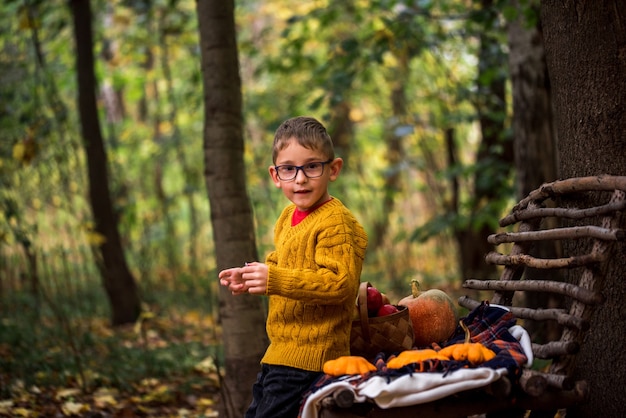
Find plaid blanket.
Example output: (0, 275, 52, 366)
(299, 301, 530, 417)
(441, 301, 529, 376)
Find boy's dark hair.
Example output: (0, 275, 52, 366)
(272, 116, 335, 163)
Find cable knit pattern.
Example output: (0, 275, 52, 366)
(262, 198, 368, 372)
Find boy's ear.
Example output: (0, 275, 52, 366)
(329, 158, 343, 181)
(269, 165, 281, 187)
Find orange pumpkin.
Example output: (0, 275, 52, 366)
(323, 356, 377, 376)
(398, 279, 458, 347)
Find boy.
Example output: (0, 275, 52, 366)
(219, 116, 368, 417)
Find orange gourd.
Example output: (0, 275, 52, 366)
(398, 279, 458, 347)
(438, 320, 496, 365)
(323, 356, 377, 376)
(386, 349, 449, 369)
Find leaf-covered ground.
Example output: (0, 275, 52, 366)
(0, 308, 223, 417)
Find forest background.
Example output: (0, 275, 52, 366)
(1, 0, 624, 417)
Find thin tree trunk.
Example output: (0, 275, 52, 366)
(196, 1, 269, 416)
(456, 0, 511, 283)
(69, 0, 141, 326)
(371, 53, 409, 251)
(507, 0, 561, 344)
(159, 10, 201, 275)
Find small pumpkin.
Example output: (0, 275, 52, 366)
(386, 349, 449, 369)
(398, 279, 458, 347)
(323, 356, 377, 376)
(438, 320, 496, 365)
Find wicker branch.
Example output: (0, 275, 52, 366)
(522, 369, 575, 391)
(462, 279, 604, 305)
(499, 199, 626, 226)
(513, 175, 626, 211)
(519, 370, 547, 397)
(532, 341, 580, 359)
(458, 296, 589, 331)
(488, 226, 625, 245)
(490, 206, 543, 306)
(485, 251, 604, 269)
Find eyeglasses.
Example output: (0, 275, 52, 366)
(274, 159, 333, 181)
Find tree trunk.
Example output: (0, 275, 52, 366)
(456, 0, 511, 283)
(69, 0, 141, 326)
(196, 1, 269, 417)
(541, 1, 626, 417)
(507, 1, 561, 344)
(159, 12, 201, 275)
(371, 60, 408, 251)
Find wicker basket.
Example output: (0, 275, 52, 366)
(350, 282, 414, 361)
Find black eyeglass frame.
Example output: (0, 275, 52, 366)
(274, 159, 334, 181)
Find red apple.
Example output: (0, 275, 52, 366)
(366, 286, 383, 315)
(377, 304, 399, 317)
(381, 293, 391, 305)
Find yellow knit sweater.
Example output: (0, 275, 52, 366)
(261, 198, 368, 372)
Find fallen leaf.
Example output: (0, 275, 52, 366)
(12, 407, 33, 417)
(56, 388, 81, 401)
(61, 401, 90, 416)
(0, 400, 14, 414)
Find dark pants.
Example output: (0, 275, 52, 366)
(245, 363, 322, 418)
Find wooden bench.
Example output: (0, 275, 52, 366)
(318, 175, 626, 418)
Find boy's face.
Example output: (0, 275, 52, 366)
(269, 139, 343, 211)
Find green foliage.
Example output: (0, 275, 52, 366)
(2, 0, 519, 341)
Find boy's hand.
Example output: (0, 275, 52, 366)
(218, 266, 246, 294)
(218, 262, 268, 295)
(239, 262, 268, 295)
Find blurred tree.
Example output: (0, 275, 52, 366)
(541, 1, 626, 416)
(454, 0, 512, 283)
(196, 0, 268, 416)
(69, 0, 141, 326)
(507, 0, 560, 344)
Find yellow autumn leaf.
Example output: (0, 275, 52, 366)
(94, 393, 117, 408)
(12, 407, 32, 417)
(194, 356, 217, 374)
(61, 401, 89, 416)
(85, 230, 107, 246)
(202, 409, 219, 418)
(56, 388, 81, 400)
(197, 397, 215, 407)
(184, 310, 201, 323)
(142, 384, 173, 403)
(140, 378, 159, 387)
(93, 387, 118, 397)
(12, 143, 25, 161)
(0, 400, 14, 414)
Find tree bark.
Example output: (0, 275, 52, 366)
(69, 0, 141, 326)
(196, 1, 269, 416)
(541, 1, 626, 417)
